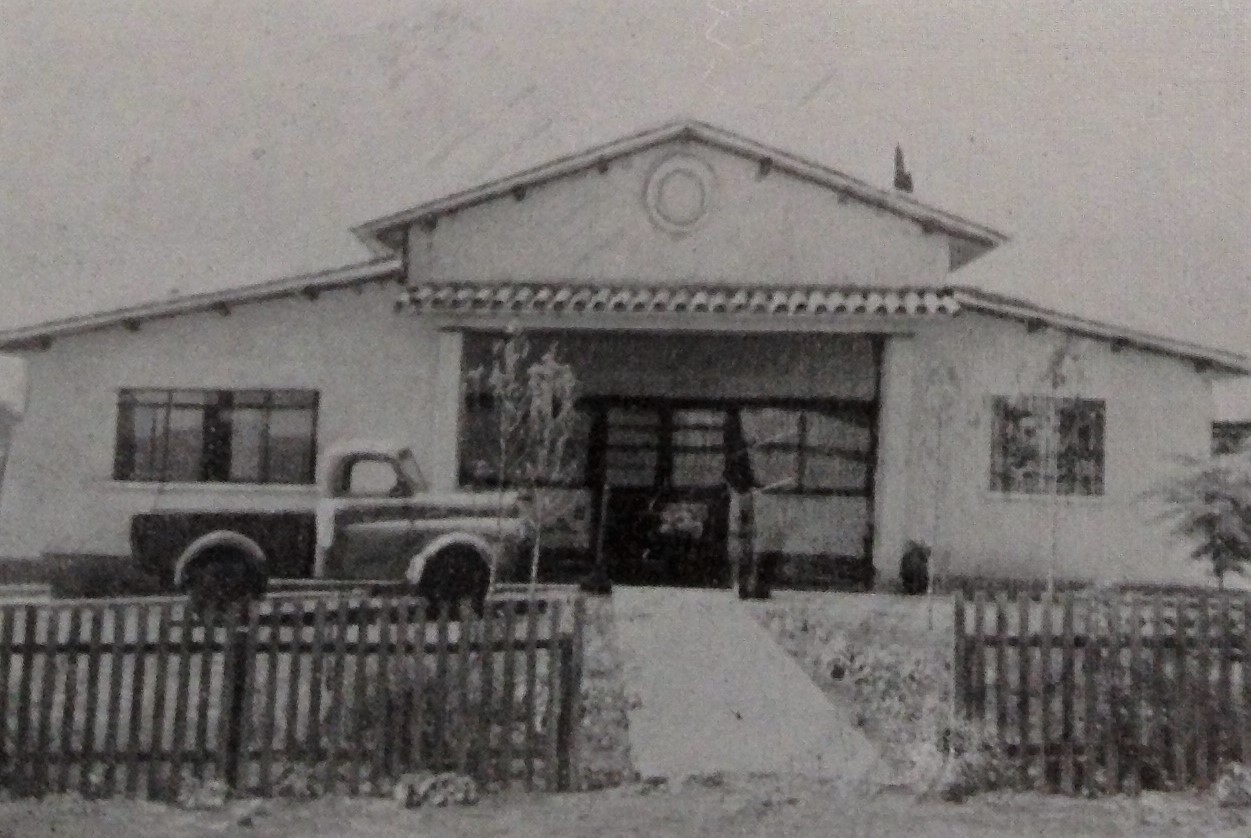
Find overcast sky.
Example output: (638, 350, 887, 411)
(2, 1, 1248, 403)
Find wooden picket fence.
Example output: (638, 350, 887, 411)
(0, 589, 586, 799)
(954, 589, 1251, 795)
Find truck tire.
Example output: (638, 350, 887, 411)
(414, 546, 490, 619)
(185, 546, 267, 618)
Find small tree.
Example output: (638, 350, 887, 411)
(466, 330, 582, 595)
(1153, 450, 1251, 588)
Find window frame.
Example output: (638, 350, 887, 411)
(112, 388, 319, 485)
(456, 394, 879, 497)
(988, 394, 1105, 497)
(735, 404, 875, 497)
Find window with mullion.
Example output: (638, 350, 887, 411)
(989, 396, 1104, 496)
(670, 409, 727, 488)
(738, 406, 871, 495)
(113, 388, 317, 484)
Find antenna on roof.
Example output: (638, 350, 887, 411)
(894, 145, 913, 193)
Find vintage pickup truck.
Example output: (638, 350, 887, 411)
(130, 439, 530, 611)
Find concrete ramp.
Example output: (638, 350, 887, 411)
(612, 586, 879, 784)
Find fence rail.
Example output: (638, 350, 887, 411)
(0, 591, 585, 800)
(954, 588, 1251, 795)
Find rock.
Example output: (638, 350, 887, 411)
(176, 770, 229, 810)
(82, 764, 108, 799)
(1214, 763, 1251, 809)
(233, 798, 268, 827)
(272, 763, 320, 800)
(394, 771, 481, 808)
(815, 637, 853, 681)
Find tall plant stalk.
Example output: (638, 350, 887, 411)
(467, 331, 581, 598)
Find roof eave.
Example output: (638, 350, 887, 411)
(950, 287, 1251, 376)
(0, 257, 403, 351)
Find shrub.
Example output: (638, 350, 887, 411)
(1153, 451, 1251, 588)
(899, 541, 931, 595)
(928, 713, 1011, 802)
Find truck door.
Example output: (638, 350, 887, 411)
(323, 455, 418, 580)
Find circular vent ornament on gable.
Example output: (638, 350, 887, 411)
(643, 153, 717, 235)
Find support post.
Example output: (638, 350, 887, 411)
(428, 329, 465, 491)
(873, 335, 916, 587)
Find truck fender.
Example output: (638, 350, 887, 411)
(173, 531, 268, 589)
(406, 533, 499, 587)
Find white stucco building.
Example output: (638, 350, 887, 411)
(1, 120, 1246, 589)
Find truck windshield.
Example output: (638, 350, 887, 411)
(396, 447, 427, 492)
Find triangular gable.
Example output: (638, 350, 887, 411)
(353, 119, 1009, 271)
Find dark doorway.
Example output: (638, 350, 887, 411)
(594, 404, 732, 587)
(587, 396, 880, 588)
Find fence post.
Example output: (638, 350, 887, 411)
(0, 608, 13, 787)
(1173, 597, 1191, 788)
(952, 591, 967, 717)
(1217, 593, 1234, 768)
(1016, 594, 1031, 790)
(1242, 597, 1251, 767)
(1038, 592, 1053, 791)
(14, 605, 37, 794)
(971, 592, 986, 721)
(1059, 593, 1076, 795)
(1195, 596, 1212, 788)
(554, 595, 585, 791)
(1125, 594, 1141, 796)
(33, 605, 60, 797)
(220, 607, 250, 791)
(1103, 597, 1121, 795)
(1081, 596, 1098, 796)
(994, 593, 1009, 749)
(1148, 594, 1166, 788)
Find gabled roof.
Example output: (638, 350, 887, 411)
(0, 257, 402, 351)
(352, 119, 1011, 260)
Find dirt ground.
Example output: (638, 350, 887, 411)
(2, 775, 1247, 838)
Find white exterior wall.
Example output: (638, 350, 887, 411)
(894, 312, 1215, 585)
(0, 283, 442, 559)
(408, 140, 951, 287)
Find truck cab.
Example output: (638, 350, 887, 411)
(315, 439, 530, 603)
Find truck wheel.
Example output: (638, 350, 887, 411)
(186, 547, 266, 618)
(415, 546, 490, 620)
